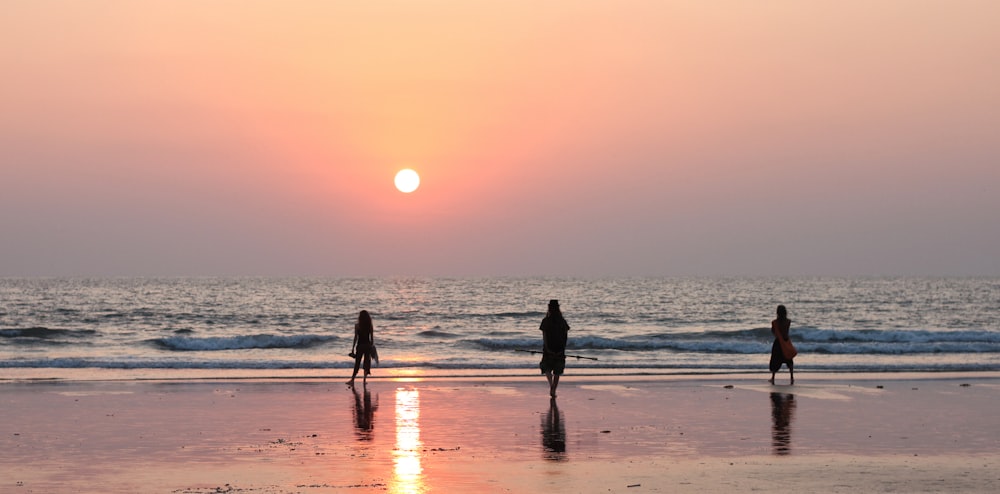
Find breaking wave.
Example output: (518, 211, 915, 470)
(151, 334, 336, 351)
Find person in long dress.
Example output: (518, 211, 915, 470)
(769, 304, 795, 385)
(347, 310, 376, 387)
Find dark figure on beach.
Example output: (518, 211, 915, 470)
(539, 299, 570, 397)
(347, 310, 377, 387)
(541, 398, 567, 461)
(770, 392, 796, 455)
(352, 386, 378, 441)
(769, 304, 795, 385)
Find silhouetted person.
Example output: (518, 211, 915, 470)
(541, 398, 566, 461)
(770, 392, 796, 455)
(347, 310, 377, 387)
(769, 305, 795, 385)
(352, 385, 378, 441)
(539, 299, 570, 397)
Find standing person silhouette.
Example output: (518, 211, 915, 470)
(347, 310, 376, 387)
(769, 305, 795, 385)
(539, 300, 570, 397)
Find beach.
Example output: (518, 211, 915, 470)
(3, 373, 999, 493)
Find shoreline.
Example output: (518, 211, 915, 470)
(4, 373, 1000, 492)
(4, 367, 1000, 383)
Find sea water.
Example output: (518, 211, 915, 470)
(1, 277, 999, 380)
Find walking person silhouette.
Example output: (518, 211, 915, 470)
(539, 300, 570, 397)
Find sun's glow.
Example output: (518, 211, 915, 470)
(393, 388, 423, 494)
(394, 169, 420, 193)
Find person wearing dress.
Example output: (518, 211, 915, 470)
(769, 305, 795, 385)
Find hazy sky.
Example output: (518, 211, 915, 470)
(2, 1, 998, 277)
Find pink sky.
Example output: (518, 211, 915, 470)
(2, 2, 998, 276)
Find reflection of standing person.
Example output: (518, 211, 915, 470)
(539, 299, 570, 398)
(347, 310, 376, 387)
(352, 386, 378, 441)
(769, 305, 795, 385)
(770, 392, 796, 455)
(541, 398, 566, 461)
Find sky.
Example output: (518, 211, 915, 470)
(2, 1, 998, 277)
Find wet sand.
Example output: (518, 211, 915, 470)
(2, 373, 999, 492)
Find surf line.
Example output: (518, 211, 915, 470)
(515, 349, 598, 361)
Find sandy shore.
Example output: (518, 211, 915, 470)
(3, 373, 999, 493)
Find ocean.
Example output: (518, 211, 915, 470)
(2, 277, 998, 380)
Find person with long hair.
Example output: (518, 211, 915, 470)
(539, 300, 570, 397)
(347, 310, 376, 387)
(769, 304, 795, 385)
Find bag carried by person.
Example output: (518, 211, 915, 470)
(779, 337, 797, 360)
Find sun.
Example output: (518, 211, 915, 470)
(394, 169, 420, 193)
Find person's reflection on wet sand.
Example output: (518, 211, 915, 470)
(770, 392, 796, 455)
(541, 398, 566, 461)
(352, 385, 378, 441)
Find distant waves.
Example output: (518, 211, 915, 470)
(151, 334, 337, 351)
(1, 327, 96, 339)
(469, 328, 1000, 356)
(2, 277, 999, 376)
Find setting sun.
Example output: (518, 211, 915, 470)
(394, 169, 420, 193)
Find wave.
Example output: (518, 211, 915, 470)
(150, 334, 337, 352)
(0, 327, 97, 339)
(0, 357, 351, 370)
(469, 336, 772, 354)
(382, 311, 545, 321)
(468, 327, 1000, 355)
(491, 311, 546, 319)
(417, 330, 458, 338)
(794, 328, 1000, 344)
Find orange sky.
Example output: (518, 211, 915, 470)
(2, 1, 998, 276)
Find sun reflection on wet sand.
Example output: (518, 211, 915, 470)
(387, 368, 426, 383)
(392, 388, 424, 494)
